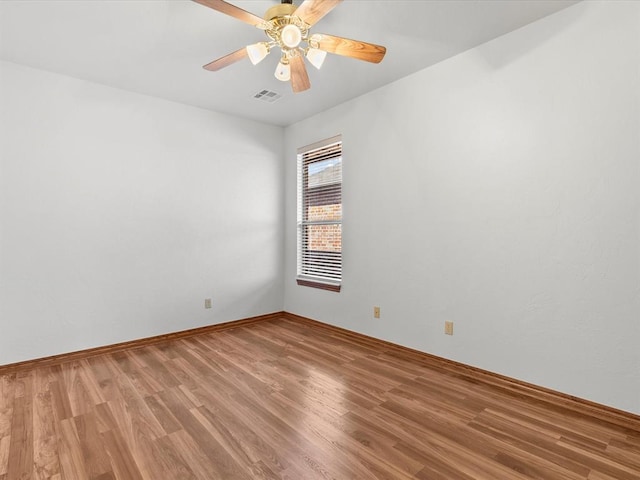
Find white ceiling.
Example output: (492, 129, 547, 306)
(0, 0, 578, 126)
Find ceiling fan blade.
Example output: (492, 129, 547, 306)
(290, 55, 311, 93)
(314, 33, 386, 63)
(192, 0, 265, 28)
(294, 0, 342, 27)
(203, 47, 248, 71)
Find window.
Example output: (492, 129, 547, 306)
(297, 135, 342, 291)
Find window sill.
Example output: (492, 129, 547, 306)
(296, 278, 341, 292)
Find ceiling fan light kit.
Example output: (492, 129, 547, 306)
(306, 47, 327, 70)
(246, 42, 270, 65)
(275, 60, 291, 81)
(194, 0, 387, 93)
(280, 24, 303, 48)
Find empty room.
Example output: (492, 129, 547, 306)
(1, 0, 639, 478)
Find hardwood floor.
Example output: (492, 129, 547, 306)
(1, 316, 639, 479)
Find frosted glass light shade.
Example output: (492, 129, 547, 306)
(306, 48, 327, 69)
(274, 61, 291, 81)
(246, 42, 269, 65)
(281, 25, 302, 48)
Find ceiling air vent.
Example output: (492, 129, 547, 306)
(253, 89, 282, 103)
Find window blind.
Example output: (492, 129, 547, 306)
(297, 135, 342, 289)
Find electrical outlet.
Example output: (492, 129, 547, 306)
(445, 321, 454, 335)
(204, 298, 212, 309)
(373, 306, 380, 319)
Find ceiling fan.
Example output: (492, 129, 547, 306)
(193, 0, 387, 93)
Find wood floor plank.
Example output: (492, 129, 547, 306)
(468, 418, 591, 477)
(6, 372, 33, 480)
(57, 418, 89, 480)
(33, 368, 60, 480)
(0, 374, 15, 478)
(111, 374, 165, 441)
(1, 316, 638, 479)
(73, 412, 112, 479)
(0, 436, 10, 477)
(150, 434, 197, 480)
(102, 400, 160, 480)
(166, 429, 220, 480)
(189, 385, 288, 475)
(48, 376, 73, 423)
(99, 428, 143, 480)
(210, 380, 374, 479)
(92, 473, 116, 480)
(0, 374, 16, 438)
(143, 394, 182, 436)
(157, 387, 252, 480)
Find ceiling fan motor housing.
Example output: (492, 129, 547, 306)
(264, 3, 297, 21)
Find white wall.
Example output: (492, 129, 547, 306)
(284, 1, 640, 414)
(0, 61, 284, 365)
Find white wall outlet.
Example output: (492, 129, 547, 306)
(204, 298, 212, 309)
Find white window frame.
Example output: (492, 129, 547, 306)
(296, 135, 342, 292)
